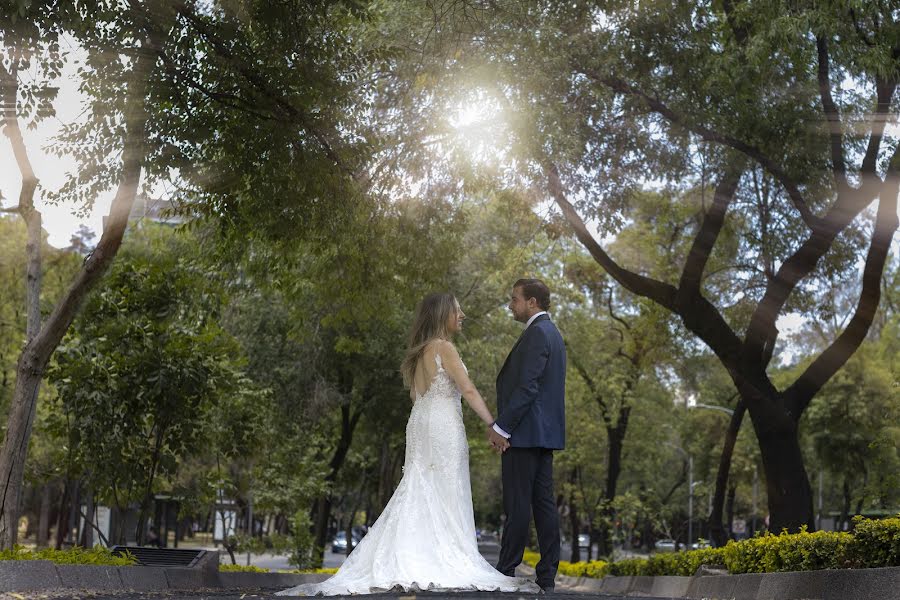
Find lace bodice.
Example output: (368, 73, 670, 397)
(414, 353, 462, 403)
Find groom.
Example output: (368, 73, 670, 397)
(487, 278, 565, 593)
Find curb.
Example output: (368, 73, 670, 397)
(0, 555, 328, 593)
(553, 565, 900, 600)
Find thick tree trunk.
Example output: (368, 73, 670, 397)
(748, 400, 815, 533)
(0, 38, 160, 548)
(708, 400, 745, 546)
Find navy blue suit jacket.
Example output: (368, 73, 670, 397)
(495, 314, 566, 449)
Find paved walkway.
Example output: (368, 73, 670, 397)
(12, 590, 669, 600)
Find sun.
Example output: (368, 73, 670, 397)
(445, 89, 509, 165)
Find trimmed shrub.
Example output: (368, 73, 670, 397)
(0, 545, 137, 566)
(220, 564, 270, 572)
(847, 515, 900, 568)
(723, 530, 853, 574)
(526, 517, 900, 579)
(558, 559, 609, 578)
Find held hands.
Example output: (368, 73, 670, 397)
(486, 425, 510, 454)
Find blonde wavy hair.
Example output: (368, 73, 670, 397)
(400, 292, 458, 388)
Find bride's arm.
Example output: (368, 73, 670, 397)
(436, 341, 495, 426)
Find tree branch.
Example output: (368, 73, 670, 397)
(545, 162, 678, 310)
(26, 32, 161, 367)
(176, 3, 350, 173)
(567, 348, 611, 419)
(816, 36, 847, 188)
(861, 78, 896, 175)
(677, 165, 742, 299)
(742, 181, 883, 367)
(605, 287, 631, 331)
(546, 161, 746, 376)
(785, 145, 900, 416)
(582, 70, 823, 231)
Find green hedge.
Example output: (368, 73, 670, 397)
(609, 547, 726, 576)
(524, 515, 900, 578)
(723, 530, 853, 573)
(0, 545, 137, 566)
(523, 549, 609, 578)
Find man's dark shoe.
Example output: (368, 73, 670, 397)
(539, 584, 555, 594)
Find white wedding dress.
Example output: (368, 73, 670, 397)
(276, 355, 539, 596)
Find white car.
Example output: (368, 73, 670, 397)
(654, 538, 677, 552)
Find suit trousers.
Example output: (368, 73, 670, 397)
(496, 447, 560, 589)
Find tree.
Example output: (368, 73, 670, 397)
(558, 247, 675, 557)
(0, 0, 381, 548)
(0, 0, 177, 547)
(46, 226, 255, 545)
(385, 0, 898, 532)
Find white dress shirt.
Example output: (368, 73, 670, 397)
(493, 311, 549, 439)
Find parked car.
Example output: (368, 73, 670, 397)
(691, 540, 711, 550)
(654, 538, 677, 552)
(331, 530, 362, 554)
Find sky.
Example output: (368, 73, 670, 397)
(0, 47, 112, 248)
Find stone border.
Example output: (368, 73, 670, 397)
(0, 557, 329, 593)
(555, 565, 900, 600)
(4, 559, 900, 598)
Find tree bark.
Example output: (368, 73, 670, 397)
(37, 482, 51, 547)
(568, 467, 580, 563)
(310, 403, 363, 566)
(748, 396, 814, 533)
(0, 32, 161, 548)
(725, 483, 736, 539)
(708, 400, 745, 546)
(598, 407, 630, 557)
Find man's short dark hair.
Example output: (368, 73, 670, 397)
(514, 278, 551, 311)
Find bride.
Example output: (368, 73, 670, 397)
(277, 292, 539, 596)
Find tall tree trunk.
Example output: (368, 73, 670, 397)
(840, 477, 851, 531)
(37, 482, 51, 547)
(309, 404, 363, 566)
(54, 479, 72, 549)
(568, 468, 580, 563)
(749, 398, 815, 533)
(0, 47, 42, 550)
(725, 483, 736, 540)
(708, 400, 745, 546)
(80, 487, 95, 547)
(598, 412, 628, 558)
(0, 36, 162, 548)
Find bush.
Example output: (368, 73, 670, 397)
(523, 550, 608, 578)
(0, 545, 137, 566)
(220, 564, 270, 573)
(558, 559, 609, 578)
(723, 529, 853, 574)
(847, 515, 900, 568)
(525, 517, 900, 579)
